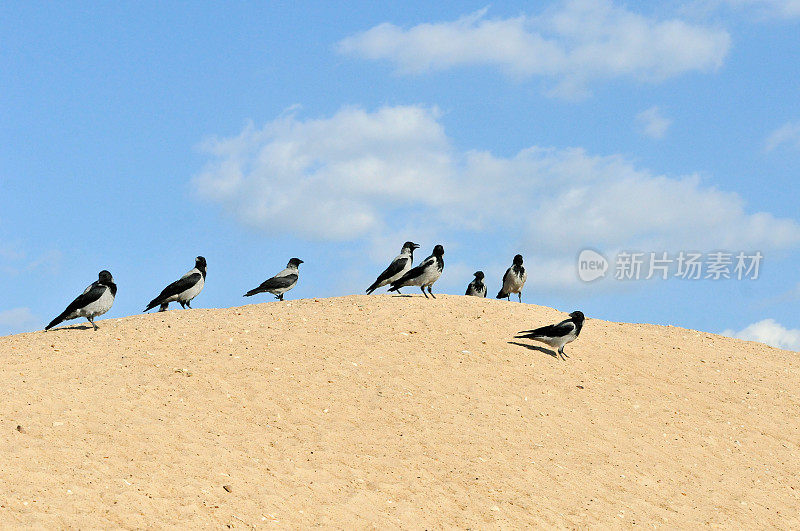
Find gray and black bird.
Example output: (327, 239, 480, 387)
(497, 254, 527, 302)
(366, 241, 420, 294)
(515, 311, 585, 360)
(144, 256, 206, 312)
(45, 270, 117, 331)
(388, 244, 444, 298)
(244, 258, 303, 301)
(465, 271, 487, 297)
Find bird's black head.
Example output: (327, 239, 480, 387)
(432, 244, 444, 256)
(288, 258, 304, 267)
(98, 270, 114, 284)
(474, 271, 484, 279)
(513, 254, 524, 265)
(569, 310, 585, 323)
(403, 241, 421, 252)
(195, 256, 207, 268)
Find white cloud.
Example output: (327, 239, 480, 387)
(724, 0, 800, 18)
(765, 121, 800, 152)
(722, 319, 800, 351)
(194, 105, 800, 277)
(0, 307, 38, 334)
(636, 106, 672, 139)
(195, 105, 457, 240)
(337, 1, 731, 97)
(0, 245, 62, 276)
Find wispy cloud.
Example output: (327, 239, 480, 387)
(722, 319, 800, 351)
(337, 1, 731, 98)
(195, 105, 454, 241)
(636, 106, 673, 139)
(0, 247, 62, 276)
(0, 307, 38, 335)
(723, 0, 800, 19)
(764, 121, 800, 152)
(194, 104, 800, 288)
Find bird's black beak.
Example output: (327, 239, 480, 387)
(413, 243, 420, 249)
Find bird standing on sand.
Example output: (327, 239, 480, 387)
(465, 271, 487, 297)
(388, 244, 444, 298)
(366, 241, 420, 294)
(515, 311, 585, 360)
(144, 256, 206, 312)
(497, 254, 527, 302)
(244, 258, 303, 301)
(45, 270, 117, 331)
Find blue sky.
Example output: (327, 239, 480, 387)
(1, 1, 799, 348)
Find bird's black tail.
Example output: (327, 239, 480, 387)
(243, 288, 260, 297)
(515, 327, 545, 339)
(44, 313, 66, 331)
(144, 297, 161, 312)
(496, 290, 508, 299)
(365, 281, 380, 295)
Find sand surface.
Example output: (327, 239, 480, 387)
(1, 294, 798, 528)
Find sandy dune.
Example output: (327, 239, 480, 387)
(1, 294, 798, 528)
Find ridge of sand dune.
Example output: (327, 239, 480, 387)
(1, 294, 798, 527)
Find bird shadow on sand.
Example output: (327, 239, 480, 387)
(507, 341, 559, 359)
(49, 324, 95, 332)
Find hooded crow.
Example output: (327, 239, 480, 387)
(45, 270, 117, 331)
(388, 244, 444, 298)
(144, 256, 207, 312)
(366, 241, 420, 294)
(515, 311, 585, 360)
(497, 254, 527, 302)
(465, 271, 487, 297)
(244, 258, 303, 301)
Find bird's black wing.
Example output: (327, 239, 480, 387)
(367, 257, 409, 293)
(376, 257, 409, 285)
(516, 319, 575, 339)
(146, 273, 201, 309)
(496, 267, 512, 298)
(46, 282, 105, 330)
(466, 280, 483, 296)
(257, 274, 297, 291)
(244, 274, 297, 296)
(403, 257, 434, 281)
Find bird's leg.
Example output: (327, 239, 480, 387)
(420, 286, 428, 298)
(427, 286, 436, 299)
(159, 303, 168, 312)
(507, 294, 511, 301)
(186, 300, 192, 309)
(279, 294, 284, 301)
(88, 316, 98, 331)
(518, 292, 522, 303)
(179, 301, 186, 309)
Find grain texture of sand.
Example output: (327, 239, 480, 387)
(1, 294, 798, 527)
